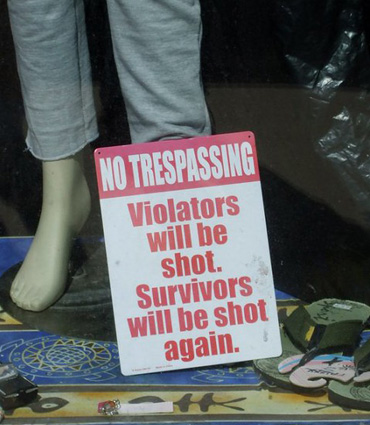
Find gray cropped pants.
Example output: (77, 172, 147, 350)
(8, 0, 211, 160)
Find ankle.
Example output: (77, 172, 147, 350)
(41, 152, 91, 234)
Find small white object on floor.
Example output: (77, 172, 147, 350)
(119, 402, 174, 414)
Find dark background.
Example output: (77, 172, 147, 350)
(1, 0, 370, 303)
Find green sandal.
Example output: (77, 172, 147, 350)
(328, 337, 370, 410)
(253, 299, 370, 392)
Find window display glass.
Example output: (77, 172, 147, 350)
(1, 0, 370, 422)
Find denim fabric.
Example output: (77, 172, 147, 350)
(8, 0, 211, 160)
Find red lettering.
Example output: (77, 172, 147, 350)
(164, 332, 237, 362)
(239, 276, 253, 296)
(189, 198, 201, 219)
(213, 279, 228, 299)
(147, 230, 167, 252)
(153, 204, 168, 224)
(214, 224, 228, 244)
(193, 309, 208, 329)
(197, 223, 228, 246)
(200, 198, 215, 218)
(226, 195, 240, 215)
(198, 280, 213, 301)
(127, 316, 148, 337)
(127, 202, 144, 227)
(136, 284, 152, 308)
(178, 283, 192, 303)
(215, 197, 226, 216)
(258, 299, 268, 321)
(178, 307, 194, 331)
(228, 277, 238, 297)
(214, 306, 228, 327)
(161, 257, 175, 278)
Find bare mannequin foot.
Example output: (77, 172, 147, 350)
(10, 151, 91, 312)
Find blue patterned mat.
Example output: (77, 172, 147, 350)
(1, 238, 369, 424)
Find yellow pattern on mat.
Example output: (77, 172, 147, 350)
(8, 389, 370, 420)
(0, 308, 22, 325)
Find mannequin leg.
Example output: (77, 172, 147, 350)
(106, 0, 211, 144)
(8, 0, 209, 311)
(7, 0, 97, 160)
(7, 0, 97, 311)
(10, 151, 91, 311)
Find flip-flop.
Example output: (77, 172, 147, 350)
(353, 335, 370, 383)
(253, 298, 370, 392)
(278, 353, 355, 389)
(328, 336, 370, 410)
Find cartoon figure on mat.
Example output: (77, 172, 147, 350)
(7, 0, 211, 312)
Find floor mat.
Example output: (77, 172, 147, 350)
(1, 238, 370, 424)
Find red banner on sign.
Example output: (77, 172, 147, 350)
(95, 132, 259, 199)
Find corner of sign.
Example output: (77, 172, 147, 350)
(94, 148, 102, 158)
(274, 338, 283, 358)
(120, 365, 135, 377)
(227, 130, 256, 140)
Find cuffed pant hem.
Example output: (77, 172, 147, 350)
(25, 133, 99, 161)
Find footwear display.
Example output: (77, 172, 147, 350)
(254, 299, 370, 395)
